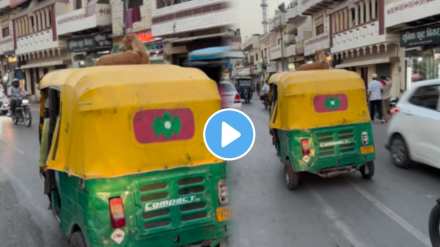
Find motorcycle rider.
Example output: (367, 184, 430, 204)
(9, 79, 25, 116)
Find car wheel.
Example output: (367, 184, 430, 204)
(429, 202, 440, 247)
(360, 161, 375, 180)
(390, 135, 411, 169)
(284, 161, 300, 190)
(70, 231, 87, 247)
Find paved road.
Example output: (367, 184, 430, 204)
(0, 103, 439, 247)
(231, 102, 440, 247)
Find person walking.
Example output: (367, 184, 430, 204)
(368, 74, 384, 123)
(380, 76, 392, 121)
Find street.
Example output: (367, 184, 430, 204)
(0, 102, 440, 247)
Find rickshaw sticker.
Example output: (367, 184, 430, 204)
(144, 195, 201, 212)
(314, 94, 348, 113)
(133, 109, 195, 144)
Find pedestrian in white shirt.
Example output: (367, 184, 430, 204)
(368, 74, 384, 123)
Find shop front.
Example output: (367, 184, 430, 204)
(401, 23, 440, 90)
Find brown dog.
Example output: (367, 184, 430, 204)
(96, 34, 150, 66)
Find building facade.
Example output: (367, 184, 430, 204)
(56, 0, 112, 67)
(151, 0, 235, 64)
(330, 0, 401, 97)
(385, 0, 440, 92)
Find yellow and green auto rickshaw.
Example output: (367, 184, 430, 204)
(269, 69, 376, 190)
(39, 65, 230, 247)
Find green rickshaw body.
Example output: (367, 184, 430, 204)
(55, 164, 228, 247)
(276, 123, 375, 175)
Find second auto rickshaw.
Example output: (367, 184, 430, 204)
(39, 65, 230, 247)
(269, 69, 376, 190)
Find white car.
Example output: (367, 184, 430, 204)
(219, 80, 242, 109)
(386, 80, 440, 169)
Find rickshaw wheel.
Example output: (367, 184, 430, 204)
(284, 162, 300, 190)
(70, 231, 87, 247)
(360, 161, 375, 180)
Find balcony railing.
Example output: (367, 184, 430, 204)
(331, 21, 386, 53)
(0, 37, 13, 54)
(56, 1, 111, 36)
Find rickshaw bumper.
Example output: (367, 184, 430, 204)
(89, 222, 229, 247)
(293, 153, 375, 175)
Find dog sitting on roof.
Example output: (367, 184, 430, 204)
(96, 34, 150, 66)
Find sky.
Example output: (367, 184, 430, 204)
(236, 0, 287, 41)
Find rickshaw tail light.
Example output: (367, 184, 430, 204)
(301, 139, 311, 156)
(109, 197, 126, 228)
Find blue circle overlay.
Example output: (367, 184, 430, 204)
(203, 109, 255, 161)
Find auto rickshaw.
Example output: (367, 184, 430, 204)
(234, 76, 253, 104)
(269, 69, 375, 190)
(39, 65, 230, 247)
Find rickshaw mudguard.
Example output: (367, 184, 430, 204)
(276, 122, 375, 174)
(55, 163, 229, 247)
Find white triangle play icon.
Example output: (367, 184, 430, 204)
(221, 121, 241, 148)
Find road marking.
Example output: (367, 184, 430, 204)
(0, 138, 25, 155)
(352, 184, 431, 247)
(311, 189, 369, 247)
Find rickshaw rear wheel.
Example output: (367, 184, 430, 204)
(284, 162, 301, 190)
(360, 161, 375, 180)
(69, 231, 87, 247)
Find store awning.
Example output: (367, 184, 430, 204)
(335, 57, 390, 69)
(20, 60, 65, 69)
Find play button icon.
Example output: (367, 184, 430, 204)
(221, 121, 241, 148)
(204, 109, 255, 161)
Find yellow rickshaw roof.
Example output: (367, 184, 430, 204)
(42, 65, 223, 179)
(268, 72, 288, 84)
(269, 69, 370, 130)
(274, 69, 365, 95)
(40, 65, 213, 97)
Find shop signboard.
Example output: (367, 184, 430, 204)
(68, 33, 112, 53)
(401, 24, 440, 47)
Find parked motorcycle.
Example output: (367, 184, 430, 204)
(12, 97, 32, 127)
(430, 200, 440, 247)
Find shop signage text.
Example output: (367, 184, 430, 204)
(68, 33, 112, 52)
(401, 24, 440, 47)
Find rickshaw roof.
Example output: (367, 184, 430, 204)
(42, 64, 223, 179)
(268, 72, 288, 84)
(40, 65, 218, 109)
(269, 69, 370, 130)
(274, 70, 365, 95)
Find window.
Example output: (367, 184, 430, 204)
(409, 85, 440, 111)
(30, 15, 35, 33)
(316, 24, 324, 35)
(315, 16, 324, 35)
(350, 8, 356, 27)
(2, 27, 9, 37)
(129, 0, 143, 8)
(75, 0, 82, 9)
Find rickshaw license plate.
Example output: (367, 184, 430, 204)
(360, 146, 375, 154)
(216, 207, 231, 222)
